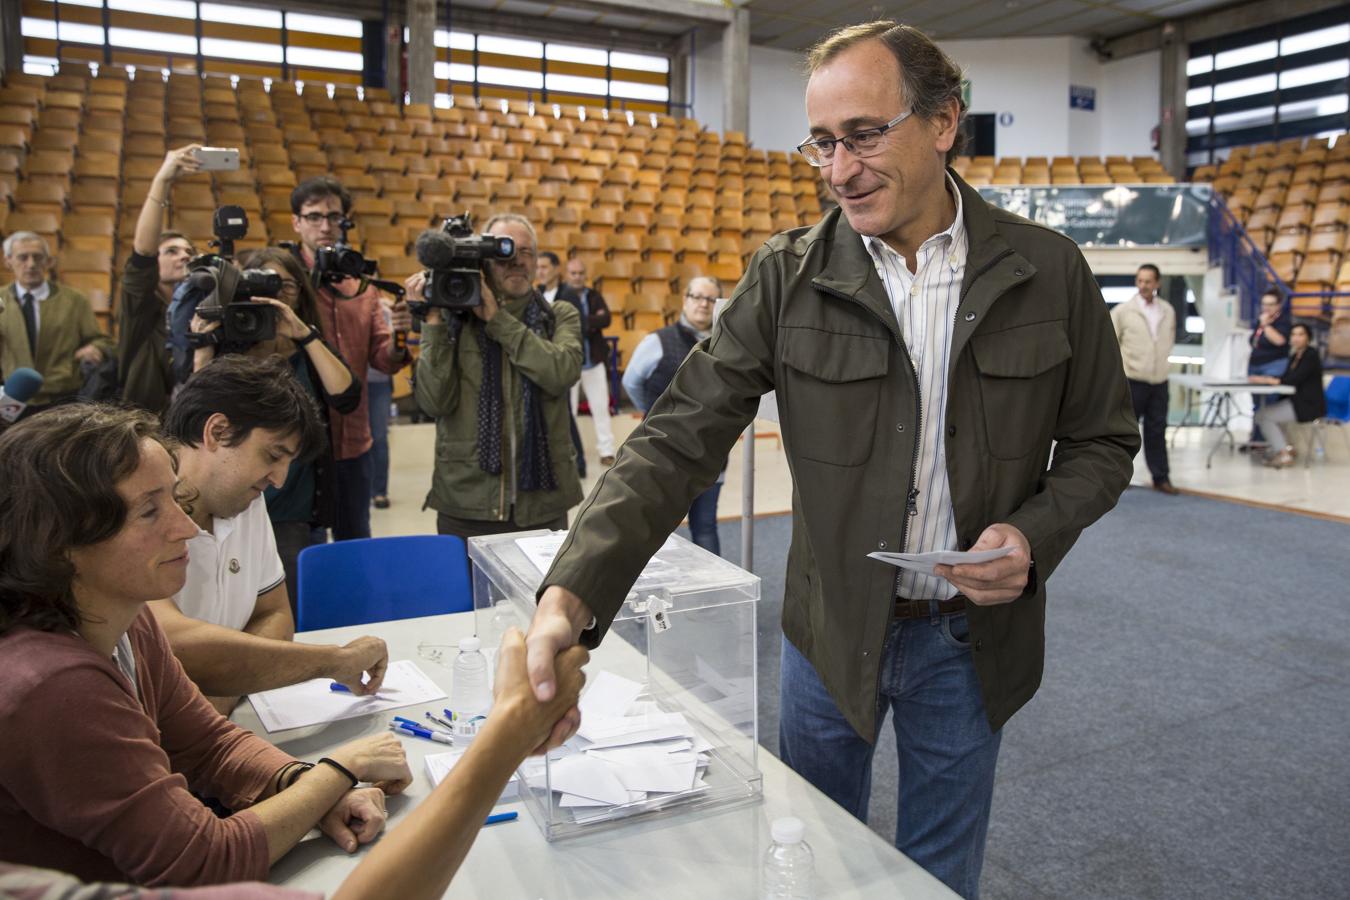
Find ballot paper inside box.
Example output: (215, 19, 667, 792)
(468, 530, 763, 841)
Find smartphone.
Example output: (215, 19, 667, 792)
(195, 147, 240, 171)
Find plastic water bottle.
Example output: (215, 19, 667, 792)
(762, 817, 815, 899)
(449, 636, 492, 719)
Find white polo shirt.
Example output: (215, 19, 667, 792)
(173, 495, 286, 631)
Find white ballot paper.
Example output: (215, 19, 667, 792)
(426, 749, 518, 802)
(247, 659, 446, 733)
(867, 546, 1014, 576)
(526, 670, 710, 815)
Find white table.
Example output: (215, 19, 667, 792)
(1168, 373, 1294, 467)
(234, 612, 956, 899)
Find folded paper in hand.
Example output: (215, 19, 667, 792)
(867, 546, 1014, 576)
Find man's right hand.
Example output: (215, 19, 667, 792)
(329, 636, 389, 695)
(524, 586, 594, 750)
(155, 144, 203, 185)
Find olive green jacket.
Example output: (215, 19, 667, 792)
(0, 280, 113, 405)
(415, 294, 583, 526)
(543, 173, 1140, 739)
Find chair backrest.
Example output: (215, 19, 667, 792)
(297, 535, 471, 631)
(1326, 375, 1350, 421)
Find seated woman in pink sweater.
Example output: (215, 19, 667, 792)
(0, 404, 413, 887)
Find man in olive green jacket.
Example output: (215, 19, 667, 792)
(0, 233, 114, 409)
(412, 214, 583, 539)
(525, 23, 1138, 898)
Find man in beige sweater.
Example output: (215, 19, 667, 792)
(1110, 263, 1178, 494)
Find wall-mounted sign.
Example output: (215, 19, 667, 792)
(1070, 84, 1096, 111)
(998, 111, 1014, 127)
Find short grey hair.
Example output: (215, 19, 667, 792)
(482, 213, 538, 252)
(685, 276, 722, 297)
(3, 232, 51, 258)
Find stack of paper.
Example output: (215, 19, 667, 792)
(247, 660, 447, 733)
(520, 671, 712, 816)
(425, 748, 518, 803)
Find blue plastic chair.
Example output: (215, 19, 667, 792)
(1304, 375, 1350, 468)
(296, 535, 472, 631)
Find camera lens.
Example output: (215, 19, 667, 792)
(496, 237, 515, 258)
(227, 305, 267, 340)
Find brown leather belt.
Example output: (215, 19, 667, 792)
(894, 596, 967, 620)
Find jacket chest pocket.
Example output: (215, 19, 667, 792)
(779, 328, 889, 467)
(970, 321, 1072, 460)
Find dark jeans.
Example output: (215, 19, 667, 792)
(437, 511, 569, 565)
(333, 452, 373, 540)
(779, 616, 1001, 899)
(272, 520, 319, 617)
(1128, 378, 1170, 484)
(687, 482, 723, 556)
(368, 380, 393, 497)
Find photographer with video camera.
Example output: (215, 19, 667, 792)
(406, 213, 583, 544)
(288, 176, 412, 542)
(189, 245, 362, 605)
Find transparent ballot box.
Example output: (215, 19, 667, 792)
(469, 530, 762, 841)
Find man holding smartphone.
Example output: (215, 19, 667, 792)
(288, 176, 412, 542)
(118, 145, 201, 414)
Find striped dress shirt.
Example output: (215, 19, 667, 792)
(862, 174, 968, 601)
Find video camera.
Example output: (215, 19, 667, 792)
(413, 213, 517, 313)
(186, 206, 282, 344)
(312, 217, 377, 285)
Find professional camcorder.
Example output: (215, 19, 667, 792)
(186, 206, 282, 344)
(413, 213, 516, 313)
(312, 217, 377, 285)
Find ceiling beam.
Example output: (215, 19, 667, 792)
(1093, 0, 1347, 60)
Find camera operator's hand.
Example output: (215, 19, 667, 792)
(473, 278, 499, 323)
(156, 144, 204, 186)
(189, 313, 220, 337)
(404, 271, 442, 325)
(254, 297, 311, 341)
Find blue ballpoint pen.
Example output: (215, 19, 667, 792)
(389, 722, 453, 744)
(484, 812, 518, 826)
(329, 682, 352, 693)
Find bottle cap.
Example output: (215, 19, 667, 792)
(458, 636, 481, 652)
(771, 817, 805, 844)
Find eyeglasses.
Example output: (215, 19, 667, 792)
(685, 293, 718, 305)
(796, 110, 913, 167)
(299, 212, 346, 226)
(276, 278, 301, 297)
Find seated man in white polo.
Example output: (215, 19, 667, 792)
(153, 354, 388, 713)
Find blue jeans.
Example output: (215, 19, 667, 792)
(687, 482, 722, 555)
(779, 613, 1001, 899)
(1247, 357, 1288, 441)
(367, 380, 393, 497)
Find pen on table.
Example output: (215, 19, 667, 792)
(329, 682, 352, 693)
(389, 722, 453, 744)
(484, 811, 518, 826)
(425, 711, 455, 731)
(396, 714, 451, 736)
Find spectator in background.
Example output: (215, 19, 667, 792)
(0, 231, 113, 412)
(536, 251, 588, 476)
(288, 176, 412, 542)
(622, 276, 725, 554)
(153, 355, 385, 715)
(409, 213, 583, 543)
(563, 258, 617, 466)
(1111, 263, 1178, 495)
(1245, 288, 1291, 450)
(1250, 322, 1325, 469)
(119, 145, 200, 415)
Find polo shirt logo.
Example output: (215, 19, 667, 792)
(229, 559, 241, 574)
